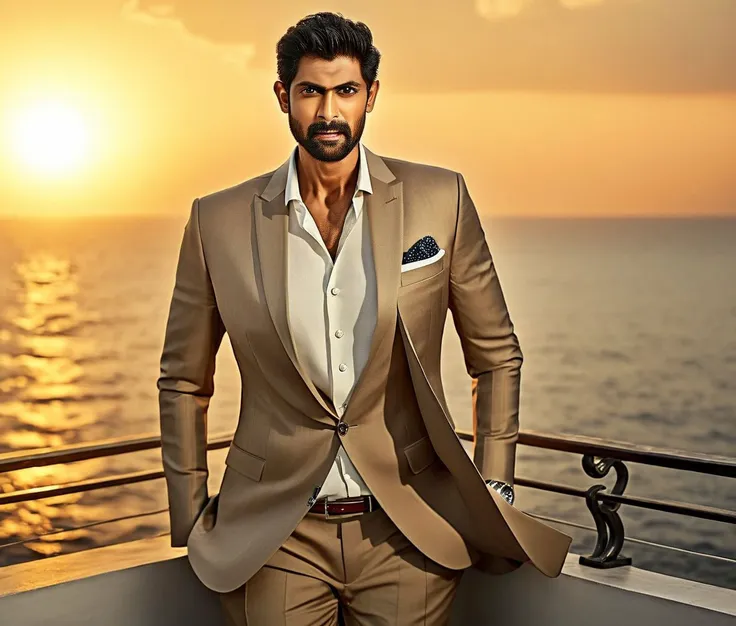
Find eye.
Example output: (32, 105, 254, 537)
(340, 86, 358, 94)
(302, 86, 315, 94)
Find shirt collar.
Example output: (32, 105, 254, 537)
(284, 141, 373, 216)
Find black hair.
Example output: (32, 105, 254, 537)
(276, 12, 381, 93)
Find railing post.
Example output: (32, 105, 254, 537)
(579, 455, 633, 569)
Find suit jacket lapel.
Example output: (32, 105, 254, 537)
(254, 159, 337, 421)
(342, 148, 404, 419)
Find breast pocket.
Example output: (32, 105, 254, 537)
(400, 250, 446, 287)
(397, 264, 449, 357)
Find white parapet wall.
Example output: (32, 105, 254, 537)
(0, 535, 734, 626)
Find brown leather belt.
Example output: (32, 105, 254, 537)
(309, 495, 380, 517)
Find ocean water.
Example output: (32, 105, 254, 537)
(0, 215, 734, 589)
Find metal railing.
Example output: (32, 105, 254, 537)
(1, 429, 735, 569)
(459, 429, 736, 567)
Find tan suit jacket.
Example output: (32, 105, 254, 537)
(157, 146, 572, 594)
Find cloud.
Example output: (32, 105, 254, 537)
(120, 0, 255, 69)
(121, 0, 736, 94)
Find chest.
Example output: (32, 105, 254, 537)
(307, 200, 353, 259)
(287, 202, 374, 303)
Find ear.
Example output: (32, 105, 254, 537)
(273, 81, 289, 113)
(366, 79, 379, 113)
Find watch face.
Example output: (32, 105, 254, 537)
(486, 480, 514, 504)
(501, 486, 514, 504)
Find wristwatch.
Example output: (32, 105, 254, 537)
(486, 479, 515, 505)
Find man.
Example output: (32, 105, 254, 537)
(157, 11, 572, 626)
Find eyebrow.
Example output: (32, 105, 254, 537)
(293, 80, 361, 92)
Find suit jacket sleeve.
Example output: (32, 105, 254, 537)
(157, 198, 226, 547)
(448, 172, 523, 487)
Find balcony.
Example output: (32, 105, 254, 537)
(1, 428, 735, 624)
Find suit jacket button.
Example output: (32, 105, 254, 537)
(337, 422, 349, 436)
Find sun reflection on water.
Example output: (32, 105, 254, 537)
(0, 252, 107, 559)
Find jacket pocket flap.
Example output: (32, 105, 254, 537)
(226, 442, 266, 481)
(403, 436, 437, 474)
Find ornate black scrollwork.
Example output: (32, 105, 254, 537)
(579, 455, 633, 568)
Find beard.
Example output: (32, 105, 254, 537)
(288, 105, 367, 163)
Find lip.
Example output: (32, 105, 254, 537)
(315, 132, 342, 139)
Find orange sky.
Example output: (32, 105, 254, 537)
(0, 0, 734, 218)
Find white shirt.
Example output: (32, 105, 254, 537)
(285, 142, 375, 500)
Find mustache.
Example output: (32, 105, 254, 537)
(310, 124, 350, 135)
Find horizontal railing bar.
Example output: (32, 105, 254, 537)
(2, 429, 735, 477)
(0, 508, 170, 551)
(0, 432, 232, 473)
(3, 464, 734, 525)
(526, 512, 736, 566)
(600, 491, 736, 524)
(3, 501, 734, 569)
(0, 469, 165, 506)
(513, 477, 584, 498)
(457, 429, 736, 478)
(516, 478, 736, 524)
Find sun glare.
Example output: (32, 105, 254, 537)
(9, 99, 90, 177)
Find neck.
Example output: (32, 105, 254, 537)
(296, 144, 360, 206)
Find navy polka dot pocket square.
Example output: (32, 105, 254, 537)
(401, 235, 446, 272)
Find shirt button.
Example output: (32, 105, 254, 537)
(335, 329, 344, 338)
(331, 287, 340, 296)
(338, 363, 348, 372)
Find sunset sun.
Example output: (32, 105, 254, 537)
(9, 99, 91, 177)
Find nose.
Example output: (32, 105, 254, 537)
(317, 91, 339, 124)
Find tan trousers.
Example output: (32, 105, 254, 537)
(219, 506, 463, 625)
